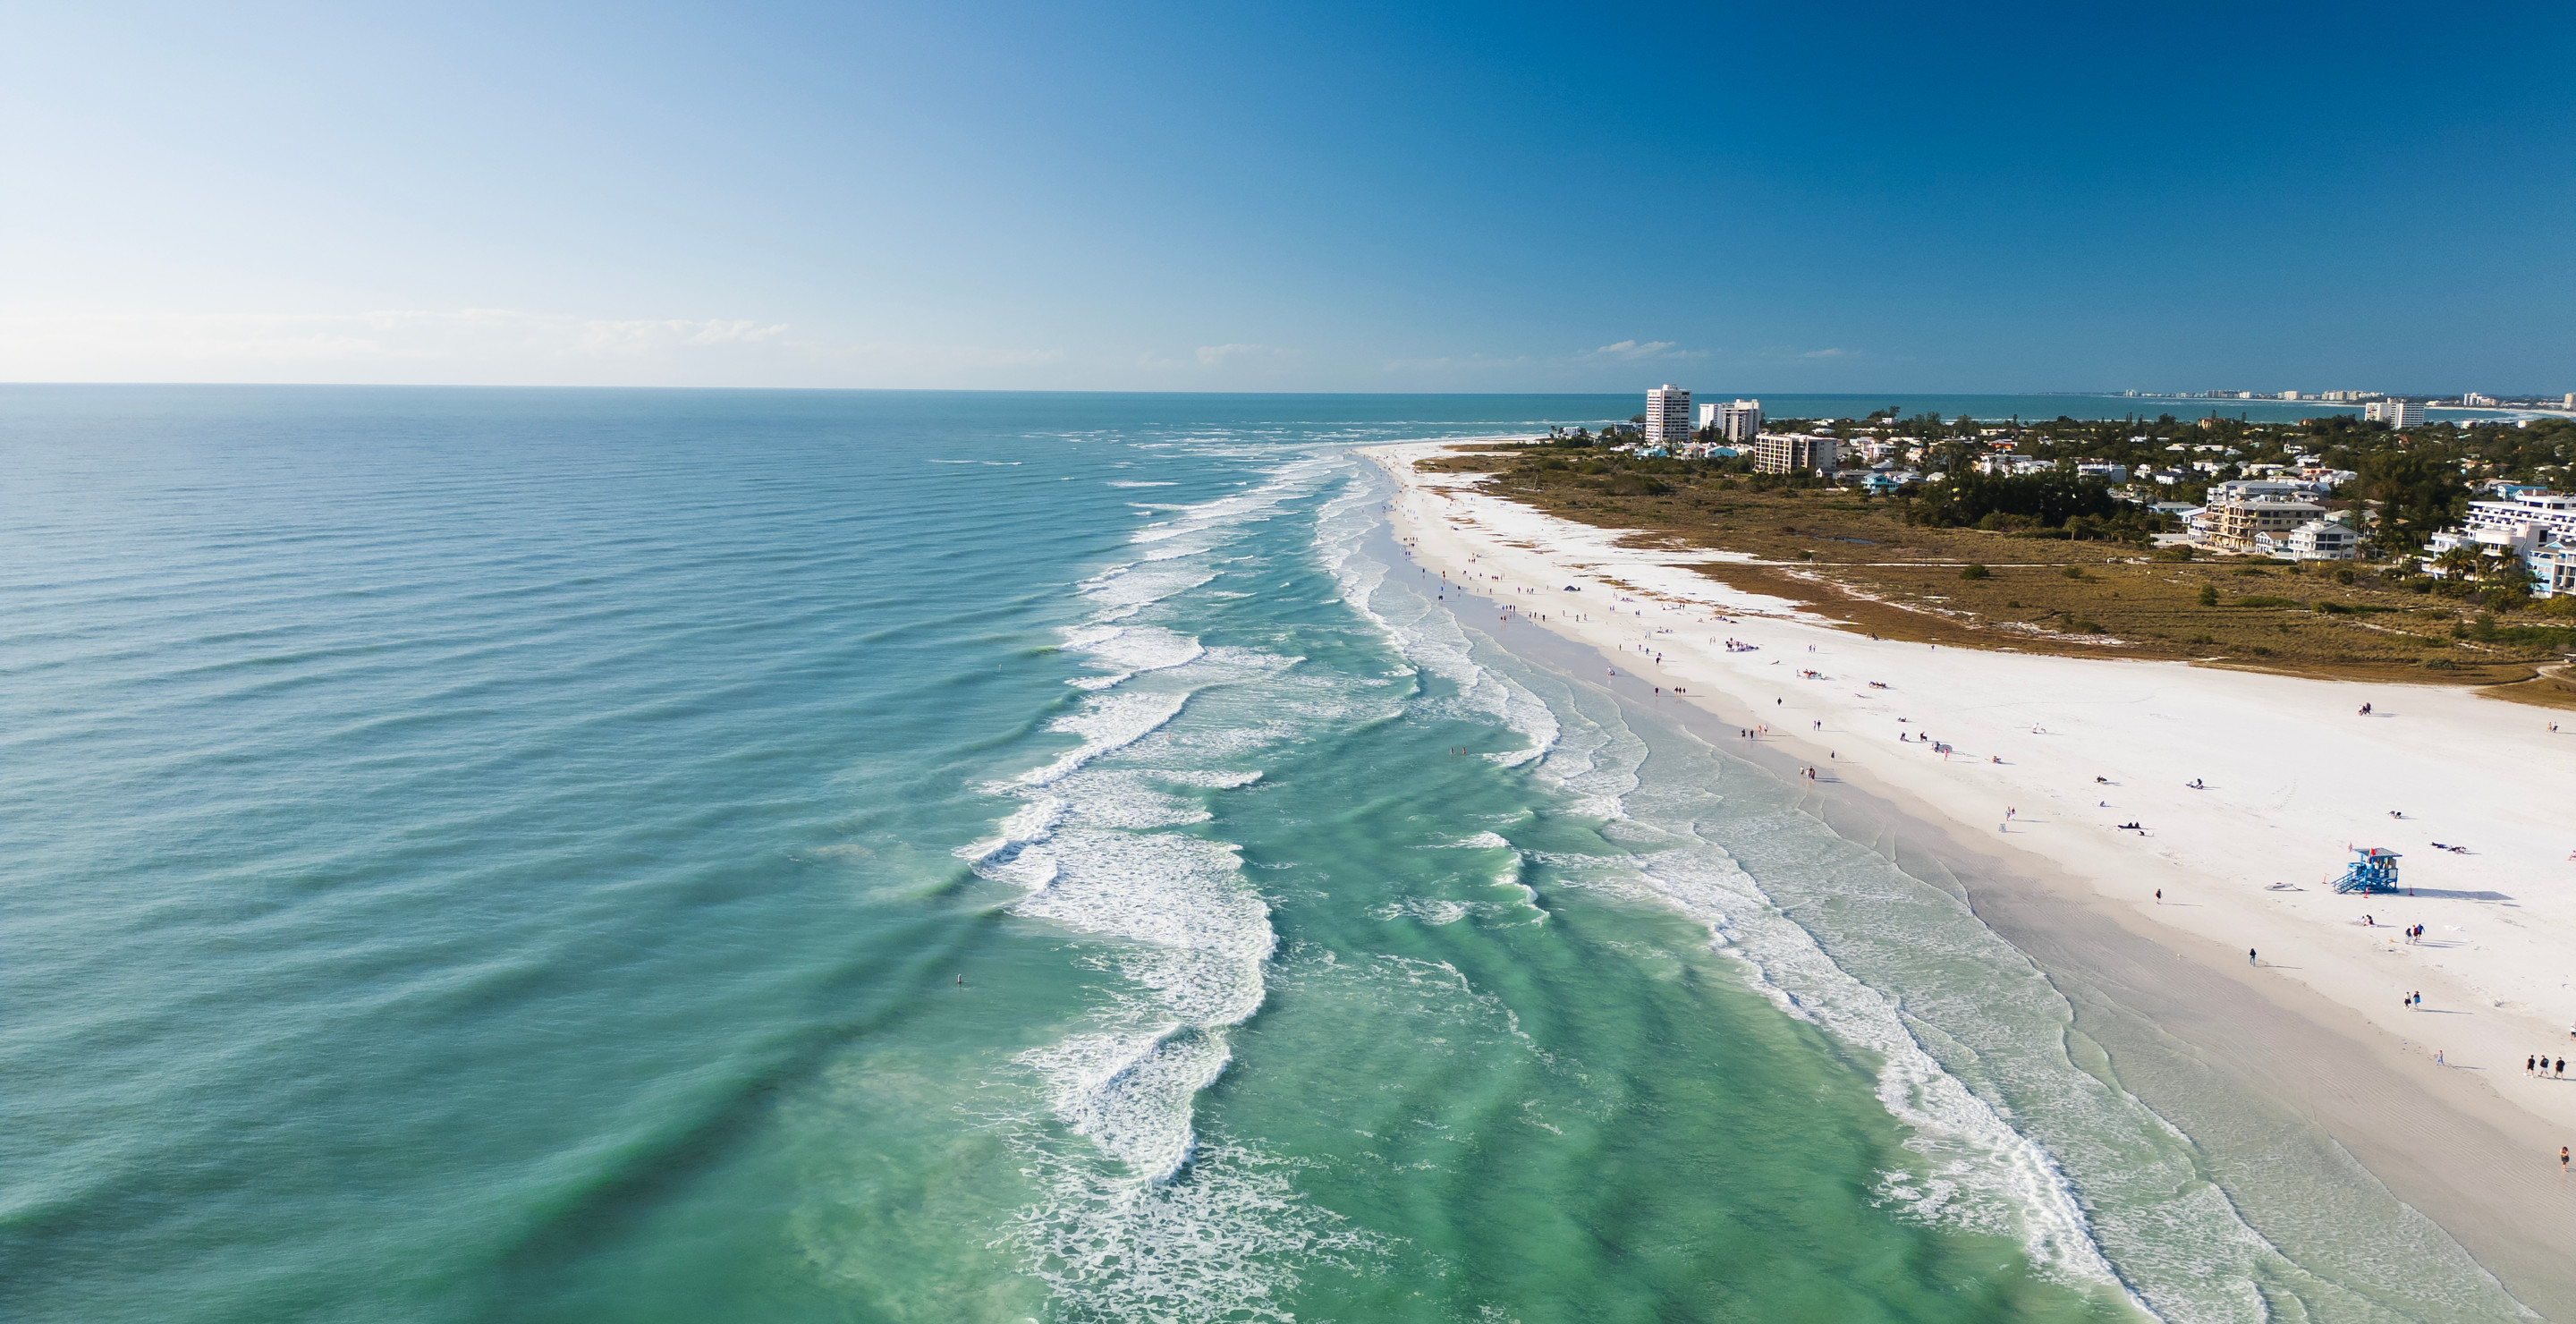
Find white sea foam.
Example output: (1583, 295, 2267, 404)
(1062, 624, 1206, 675)
(1151, 768, 1265, 789)
(1312, 463, 1559, 768)
(1108, 480, 1180, 487)
(1017, 692, 1192, 787)
(1004, 1140, 1377, 1324)
(1015, 830, 1271, 965)
(957, 794, 1067, 865)
(1078, 564, 1220, 618)
(1616, 841, 2130, 1298)
(973, 449, 1371, 1321)
(1021, 1027, 1233, 1182)
(1368, 897, 1485, 926)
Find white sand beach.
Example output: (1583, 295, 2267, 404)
(1368, 438, 2576, 1302)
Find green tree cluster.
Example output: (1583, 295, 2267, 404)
(1904, 471, 2123, 534)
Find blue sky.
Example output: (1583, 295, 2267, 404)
(4, 1, 2570, 392)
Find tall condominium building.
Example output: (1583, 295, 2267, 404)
(1696, 402, 1720, 429)
(2365, 400, 2426, 427)
(1718, 398, 1764, 442)
(2563, 393, 2574, 410)
(2463, 392, 2496, 407)
(1753, 432, 1842, 474)
(1645, 385, 1691, 446)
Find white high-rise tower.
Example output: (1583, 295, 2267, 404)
(1718, 399, 1764, 443)
(1646, 386, 1691, 446)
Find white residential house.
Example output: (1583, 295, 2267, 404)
(1646, 386, 1692, 447)
(2074, 462, 2129, 482)
(2261, 518, 2359, 561)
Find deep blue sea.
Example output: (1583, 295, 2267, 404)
(0, 388, 2524, 1323)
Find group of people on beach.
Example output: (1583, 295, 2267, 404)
(2530, 1055, 2565, 1078)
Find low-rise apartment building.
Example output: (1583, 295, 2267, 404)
(2192, 480, 2334, 554)
(1753, 432, 1842, 474)
(2428, 490, 2576, 597)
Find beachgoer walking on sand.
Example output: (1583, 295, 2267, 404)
(2529, 1056, 2538, 1075)
(2560, 1147, 2568, 1173)
(2249, 948, 2258, 965)
(2155, 889, 2162, 903)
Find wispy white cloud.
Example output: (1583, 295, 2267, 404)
(1801, 346, 1853, 359)
(1135, 342, 1277, 370)
(1583, 339, 1706, 361)
(1377, 352, 1533, 374)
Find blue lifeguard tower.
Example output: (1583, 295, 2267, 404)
(2333, 846, 2402, 895)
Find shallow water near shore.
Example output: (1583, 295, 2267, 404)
(0, 387, 2522, 1322)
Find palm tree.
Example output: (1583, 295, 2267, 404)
(2431, 544, 2485, 580)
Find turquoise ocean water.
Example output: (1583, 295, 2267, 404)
(0, 388, 2529, 1322)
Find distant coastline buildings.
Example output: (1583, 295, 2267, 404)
(1645, 386, 1691, 447)
(2122, 388, 2575, 414)
(1645, 387, 1759, 447)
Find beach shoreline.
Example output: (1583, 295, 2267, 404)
(1365, 438, 2576, 1314)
